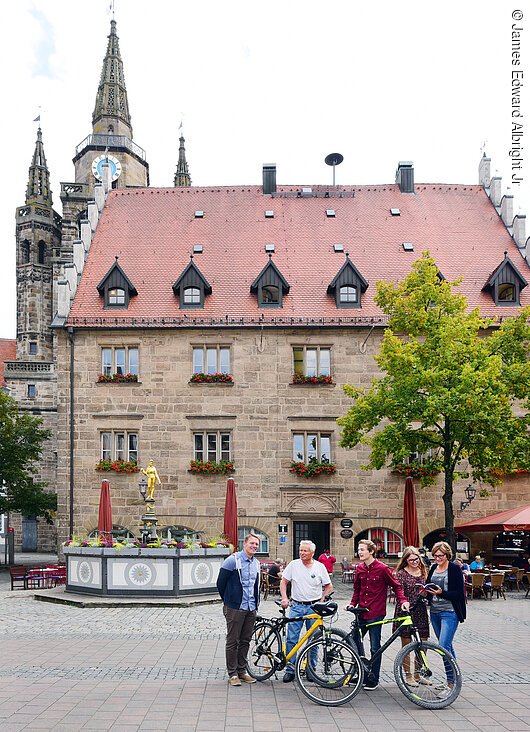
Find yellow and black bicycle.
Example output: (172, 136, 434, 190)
(246, 596, 364, 706)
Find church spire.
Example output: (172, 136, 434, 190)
(26, 127, 52, 206)
(174, 131, 191, 187)
(92, 19, 132, 138)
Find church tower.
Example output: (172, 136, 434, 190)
(69, 19, 149, 196)
(15, 127, 61, 362)
(174, 132, 191, 187)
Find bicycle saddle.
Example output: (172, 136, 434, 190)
(312, 601, 338, 617)
(346, 606, 368, 617)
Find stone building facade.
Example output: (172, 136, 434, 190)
(6, 19, 530, 560)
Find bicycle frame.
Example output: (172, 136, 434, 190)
(350, 613, 421, 670)
(255, 608, 331, 668)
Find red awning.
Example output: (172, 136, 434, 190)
(456, 504, 530, 532)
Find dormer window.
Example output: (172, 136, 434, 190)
(109, 288, 126, 305)
(250, 255, 290, 309)
(482, 253, 527, 306)
(498, 283, 516, 302)
(173, 256, 212, 309)
(327, 255, 368, 309)
(96, 257, 138, 309)
(184, 287, 201, 304)
(339, 285, 357, 304)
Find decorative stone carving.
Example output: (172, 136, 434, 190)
(281, 490, 343, 517)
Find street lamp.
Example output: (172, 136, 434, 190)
(460, 483, 477, 511)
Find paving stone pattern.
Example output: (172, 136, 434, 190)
(0, 577, 528, 731)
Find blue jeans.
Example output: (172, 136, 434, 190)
(285, 601, 319, 672)
(430, 610, 459, 682)
(353, 615, 384, 683)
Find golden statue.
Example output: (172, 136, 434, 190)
(141, 460, 161, 500)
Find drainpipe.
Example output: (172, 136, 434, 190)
(68, 327, 75, 538)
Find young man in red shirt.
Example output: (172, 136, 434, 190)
(347, 539, 409, 690)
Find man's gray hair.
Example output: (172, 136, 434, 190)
(300, 540, 316, 553)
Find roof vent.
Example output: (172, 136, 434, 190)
(301, 187, 312, 196)
(390, 208, 401, 216)
(396, 162, 414, 194)
(402, 242, 414, 252)
(333, 243, 344, 252)
(265, 243, 275, 253)
(194, 210, 204, 218)
(265, 210, 274, 218)
(326, 209, 336, 217)
(193, 244, 203, 254)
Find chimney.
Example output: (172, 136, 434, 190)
(513, 215, 526, 248)
(478, 154, 491, 188)
(263, 164, 277, 195)
(489, 177, 502, 207)
(395, 161, 414, 193)
(500, 194, 514, 226)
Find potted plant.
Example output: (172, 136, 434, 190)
(290, 460, 337, 478)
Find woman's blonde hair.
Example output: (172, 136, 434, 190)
(395, 546, 427, 577)
(431, 541, 453, 560)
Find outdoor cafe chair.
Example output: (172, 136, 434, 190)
(467, 572, 487, 599)
(483, 572, 506, 600)
(525, 573, 530, 598)
(506, 567, 525, 591)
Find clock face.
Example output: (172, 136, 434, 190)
(92, 154, 122, 182)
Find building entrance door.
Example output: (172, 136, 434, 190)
(293, 521, 330, 560)
(22, 516, 37, 551)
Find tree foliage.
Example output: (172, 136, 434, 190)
(338, 252, 530, 547)
(0, 390, 56, 521)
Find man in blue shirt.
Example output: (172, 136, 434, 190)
(217, 533, 261, 686)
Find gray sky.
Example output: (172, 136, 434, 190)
(1, 0, 529, 339)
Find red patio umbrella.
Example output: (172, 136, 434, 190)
(403, 476, 420, 548)
(456, 504, 530, 532)
(98, 479, 113, 544)
(223, 477, 238, 550)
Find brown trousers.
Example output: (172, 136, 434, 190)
(223, 605, 257, 677)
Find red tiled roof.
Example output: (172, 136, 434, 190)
(0, 339, 16, 386)
(68, 183, 530, 326)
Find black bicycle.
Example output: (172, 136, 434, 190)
(341, 598, 462, 709)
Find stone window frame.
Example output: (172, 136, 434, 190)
(100, 430, 139, 463)
(27, 384, 37, 399)
(193, 430, 232, 462)
(192, 344, 231, 375)
(29, 341, 38, 356)
(237, 526, 269, 555)
(292, 431, 332, 463)
(355, 527, 403, 557)
(101, 346, 139, 377)
(292, 345, 331, 377)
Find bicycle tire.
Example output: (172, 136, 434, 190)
(303, 627, 356, 683)
(295, 637, 364, 707)
(393, 640, 462, 709)
(246, 621, 282, 681)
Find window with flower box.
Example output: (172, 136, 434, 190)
(293, 433, 332, 463)
(293, 346, 331, 381)
(193, 431, 231, 462)
(101, 347, 139, 379)
(192, 345, 231, 375)
(101, 431, 138, 463)
(355, 528, 403, 557)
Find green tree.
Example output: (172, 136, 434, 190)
(0, 391, 56, 521)
(338, 253, 530, 548)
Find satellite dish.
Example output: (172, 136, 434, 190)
(325, 153, 344, 185)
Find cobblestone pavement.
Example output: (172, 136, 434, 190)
(0, 575, 528, 732)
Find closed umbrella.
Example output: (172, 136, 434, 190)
(98, 479, 113, 544)
(223, 477, 238, 550)
(403, 476, 420, 548)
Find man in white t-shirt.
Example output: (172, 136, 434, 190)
(279, 540, 333, 682)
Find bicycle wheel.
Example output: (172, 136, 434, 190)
(246, 621, 282, 681)
(393, 640, 462, 709)
(295, 637, 364, 706)
(303, 627, 356, 683)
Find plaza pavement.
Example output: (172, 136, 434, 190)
(0, 564, 528, 732)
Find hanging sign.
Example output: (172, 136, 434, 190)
(341, 519, 353, 529)
(341, 529, 354, 539)
(278, 524, 288, 534)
